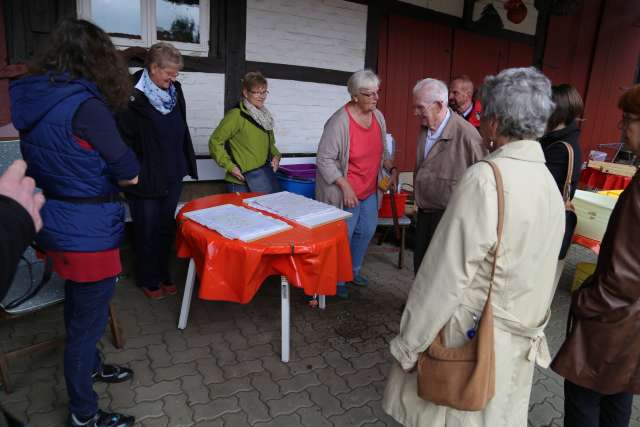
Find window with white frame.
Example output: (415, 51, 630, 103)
(77, 0, 210, 57)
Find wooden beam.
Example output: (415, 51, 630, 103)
(245, 61, 352, 86)
(224, 0, 246, 112)
(364, 0, 383, 71)
(533, 0, 553, 68)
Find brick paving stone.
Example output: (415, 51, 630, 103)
(327, 338, 360, 359)
(224, 330, 250, 351)
(297, 406, 333, 427)
(245, 332, 276, 346)
(28, 406, 66, 427)
(237, 390, 271, 424)
(125, 333, 164, 349)
(261, 356, 292, 381)
(101, 347, 148, 366)
(209, 341, 237, 366)
(192, 396, 240, 422)
(3, 401, 28, 423)
(209, 377, 253, 399)
(135, 379, 182, 402)
(287, 356, 327, 375)
(129, 358, 156, 387)
(266, 391, 313, 418)
(164, 331, 188, 352)
(172, 347, 212, 364)
(155, 362, 198, 381)
(193, 419, 223, 427)
(236, 319, 259, 335)
(181, 374, 210, 405)
(236, 343, 275, 362)
(221, 410, 252, 427)
(529, 401, 562, 427)
(222, 360, 263, 379)
(278, 372, 321, 395)
(367, 402, 401, 427)
(183, 333, 213, 349)
(196, 358, 225, 384)
(330, 405, 378, 427)
(347, 350, 387, 371)
(254, 413, 302, 427)
(26, 382, 56, 414)
(121, 400, 165, 424)
(148, 344, 173, 368)
(107, 381, 137, 409)
(344, 366, 385, 389)
(141, 416, 169, 427)
(336, 384, 380, 410)
(14, 366, 57, 388)
(352, 338, 388, 355)
(140, 321, 177, 336)
(296, 342, 328, 359)
(315, 367, 351, 395)
(163, 394, 194, 427)
(251, 372, 283, 401)
(307, 385, 345, 418)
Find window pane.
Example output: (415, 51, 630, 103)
(156, 0, 200, 44)
(91, 0, 142, 39)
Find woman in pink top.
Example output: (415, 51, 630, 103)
(316, 70, 398, 299)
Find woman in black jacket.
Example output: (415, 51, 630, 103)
(539, 84, 584, 199)
(117, 42, 198, 299)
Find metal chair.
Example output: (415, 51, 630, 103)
(0, 254, 123, 393)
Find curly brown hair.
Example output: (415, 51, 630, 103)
(28, 18, 132, 110)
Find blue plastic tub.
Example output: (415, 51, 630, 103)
(276, 173, 316, 199)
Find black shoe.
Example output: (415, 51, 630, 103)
(69, 410, 135, 427)
(92, 364, 133, 384)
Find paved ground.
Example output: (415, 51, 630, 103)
(1, 240, 638, 427)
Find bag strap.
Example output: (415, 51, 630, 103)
(559, 141, 574, 201)
(480, 160, 505, 294)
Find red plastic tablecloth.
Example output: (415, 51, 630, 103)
(175, 193, 353, 303)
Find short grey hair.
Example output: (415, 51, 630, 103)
(480, 67, 555, 140)
(347, 69, 380, 97)
(413, 78, 448, 105)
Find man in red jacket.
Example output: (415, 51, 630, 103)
(449, 75, 482, 128)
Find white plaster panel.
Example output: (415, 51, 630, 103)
(176, 72, 225, 155)
(246, 0, 367, 72)
(266, 78, 349, 154)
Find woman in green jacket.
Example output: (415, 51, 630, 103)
(209, 72, 281, 193)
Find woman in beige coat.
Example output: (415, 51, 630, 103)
(382, 67, 566, 427)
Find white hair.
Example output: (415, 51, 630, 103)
(413, 78, 448, 105)
(480, 67, 555, 140)
(347, 69, 380, 97)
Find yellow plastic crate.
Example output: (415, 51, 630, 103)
(598, 189, 624, 198)
(571, 262, 596, 292)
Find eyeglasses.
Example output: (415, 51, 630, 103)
(618, 113, 640, 129)
(359, 90, 379, 99)
(249, 89, 269, 96)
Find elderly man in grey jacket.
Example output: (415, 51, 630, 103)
(412, 78, 487, 274)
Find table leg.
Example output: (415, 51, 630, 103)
(178, 258, 196, 330)
(398, 226, 406, 269)
(319, 295, 326, 310)
(281, 276, 290, 362)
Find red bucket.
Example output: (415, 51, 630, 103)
(378, 192, 408, 218)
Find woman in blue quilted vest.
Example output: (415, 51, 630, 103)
(10, 19, 139, 427)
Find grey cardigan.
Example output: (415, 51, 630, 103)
(315, 105, 390, 208)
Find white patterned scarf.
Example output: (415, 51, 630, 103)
(243, 98, 274, 131)
(135, 68, 177, 115)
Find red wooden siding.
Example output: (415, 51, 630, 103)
(579, 0, 640, 158)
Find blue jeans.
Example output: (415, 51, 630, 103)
(226, 182, 250, 193)
(128, 181, 182, 288)
(341, 193, 378, 285)
(64, 276, 116, 417)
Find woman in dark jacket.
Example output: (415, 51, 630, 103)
(117, 42, 198, 300)
(551, 85, 640, 427)
(10, 19, 139, 427)
(539, 84, 584, 199)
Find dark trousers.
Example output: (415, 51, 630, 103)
(413, 209, 445, 275)
(64, 276, 116, 417)
(564, 379, 633, 427)
(128, 181, 182, 288)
